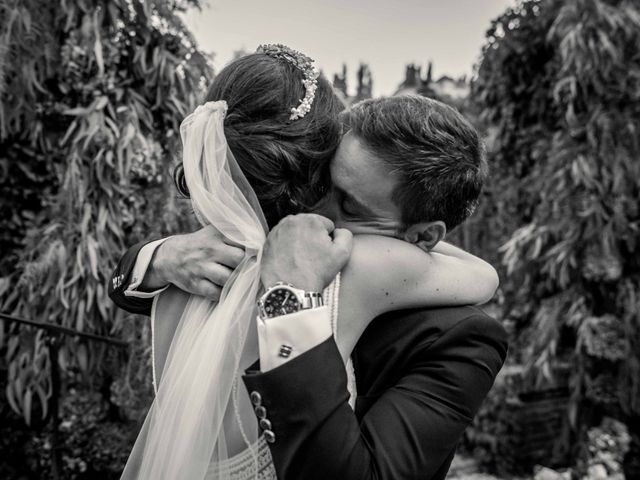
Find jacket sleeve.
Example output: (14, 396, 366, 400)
(107, 240, 155, 316)
(242, 313, 508, 480)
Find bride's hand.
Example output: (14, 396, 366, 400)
(140, 225, 245, 300)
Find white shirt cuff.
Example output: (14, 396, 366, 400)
(124, 237, 172, 298)
(257, 306, 332, 372)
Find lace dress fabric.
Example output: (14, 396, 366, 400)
(207, 273, 356, 479)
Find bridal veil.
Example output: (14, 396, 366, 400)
(121, 101, 268, 479)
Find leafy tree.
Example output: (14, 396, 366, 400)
(0, 0, 211, 461)
(472, 0, 640, 467)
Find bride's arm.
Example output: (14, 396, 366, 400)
(335, 235, 498, 359)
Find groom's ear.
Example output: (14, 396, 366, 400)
(403, 221, 447, 252)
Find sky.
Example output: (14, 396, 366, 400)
(182, 0, 515, 97)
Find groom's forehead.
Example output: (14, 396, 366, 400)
(333, 133, 386, 178)
(332, 133, 397, 195)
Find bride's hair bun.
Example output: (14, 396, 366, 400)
(174, 52, 344, 227)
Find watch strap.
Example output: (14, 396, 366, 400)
(301, 291, 324, 310)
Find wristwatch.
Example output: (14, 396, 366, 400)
(258, 282, 323, 319)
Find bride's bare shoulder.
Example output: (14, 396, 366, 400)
(349, 234, 430, 265)
(343, 234, 433, 287)
(351, 233, 417, 249)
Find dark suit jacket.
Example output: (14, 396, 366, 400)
(109, 243, 508, 480)
(108, 240, 158, 316)
(243, 307, 507, 480)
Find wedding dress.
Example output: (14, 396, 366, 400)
(121, 101, 356, 480)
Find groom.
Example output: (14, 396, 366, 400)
(109, 95, 507, 479)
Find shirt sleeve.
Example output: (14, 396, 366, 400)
(257, 306, 332, 372)
(124, 237, 173, 298)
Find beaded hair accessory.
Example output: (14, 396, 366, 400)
(256, 44, 319, 120)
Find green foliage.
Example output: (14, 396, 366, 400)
(0, 0, 210, 433)
(1, 312, 154, 478)
(471, 0, 640, 455)
(581, 417, 630, 478)
(1, 385, 144, 479)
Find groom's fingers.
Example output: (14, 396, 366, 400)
(331, 228, 354, 259)
(213, 243, 245, 269)
(261, 213, 345, 291)
(304, 213, 335, 233)
(201, 262, 234, 287)
(190, 279, 222, 300)
(194, 225, 245, 269)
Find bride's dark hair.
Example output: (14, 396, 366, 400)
(174, 52, 345, 227)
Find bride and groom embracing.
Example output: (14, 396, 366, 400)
(109, 44, 508, 480)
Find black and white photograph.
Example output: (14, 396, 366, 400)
(1, 0, 639, 478)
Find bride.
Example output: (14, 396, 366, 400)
(120, 44, 498, 479)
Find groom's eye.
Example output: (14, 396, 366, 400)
(341, 197, 359, 217)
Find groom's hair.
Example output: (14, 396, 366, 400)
(343, 95, 486, 230)
(174, 52, 345, 228)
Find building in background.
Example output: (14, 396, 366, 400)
(331, 63, 374, 106)
(331, 61, 469, 106)
(394, 62, 469, 103)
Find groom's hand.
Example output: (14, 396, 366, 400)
(261, 214, 353, 292)
(140, 225, 245, 300)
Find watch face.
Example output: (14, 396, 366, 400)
(262, 287, 301, 318)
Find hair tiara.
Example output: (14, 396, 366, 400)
(256, 44, 319, 121)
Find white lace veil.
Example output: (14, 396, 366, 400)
(121, 101, 268, 479)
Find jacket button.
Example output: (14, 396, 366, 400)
(255, 405, 267, 419)
(250, 391, 262, 406)
(259, 418, 272, 431)
(264, 430, 276, 443)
